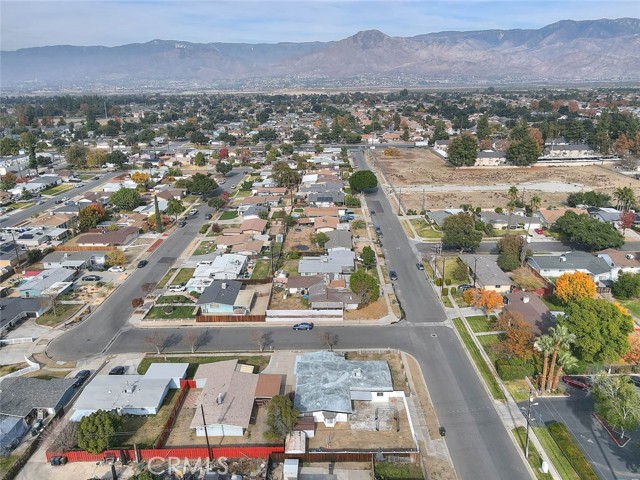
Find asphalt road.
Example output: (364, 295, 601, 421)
(46, 160, 529, 480)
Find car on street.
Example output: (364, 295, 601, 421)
(54, 199, 63, 204)
(92, 176, 100, 180)
(219, 179, 226, 184)
(178, 220, 187, 227)
(230, 184, 236, 189)
(73, 370, 91, 388)
(375, 226, 383, 237)
(168, 283, 186, 292)
(190, 209, 198, 216)
(292, 322, 314, 331)
(562, 375, 591, 391)
(416, 263, 425, 270)
(108, 266, 125, 272)
(82, 275, 100, 281)
(370, 210, 376, 215)
(205, 213, 212, 220)
(629, 376, 640, 387)
(36, 199, 46, 205)
(109, 366, 126, 375)
(137, 260, 148, 268)
(534, 228, 544, 235)
(390, 270, 398, 281)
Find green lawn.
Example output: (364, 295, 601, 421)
(237, 190, 252, 197)
(36, 302, 83, 327)
(137, 355, 271, 378)
(157, 268, 176, 289)
(491, 228, 527, 237)
(541, 295, 566, 312)
(219, 210, 238, 220)
(156, 295, 195, 304)
(145, 305, 196, 319)
(452, 318, 505, 401)
(505, 378, 535, 403)
(183, 195, 200, 203)
(410, 219, 443, 239)
(546, 422, 599, 480)
(616, 299, 640, 318)
(251, 259, 271, 279)
(434, 256, 460, 284)
(6, 201, 34, 211)
(170, 268, 195, 286)
(40, 184, 74, 196)
(0, 455, 18, 477)
(442, 295, 453, 308)
(477, 333, 502, 363)
(116, 389, 179, 448)
(374, 462, 423, 480)
(533, 426, 581, 480)
(466, 315, 496, 333)
(512, 427, 553, 480)
(193, 241, 217, 256)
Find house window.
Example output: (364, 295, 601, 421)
(376, 392, 384, 397)
(495, 285, 501, 289)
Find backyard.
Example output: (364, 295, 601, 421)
(117, 390, 180, 448)
(251, 258, 271, 279)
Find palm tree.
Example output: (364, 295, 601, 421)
(546, 325, 577, 392)
(614, 186, 636, 211)
(506, 186, 519, 234)
(534, 335, 554, 392)
(550, 349, 579, 391)
(527, 194, 542, 234)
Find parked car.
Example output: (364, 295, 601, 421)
(390, 270, 398, 281)
(458, 284, 474, 292)
(109, 366, 126, 375)
(54, 199, 63, 204)
(629, 376, 640, 388)
(292, 322, 314, 331)
(219, 179, 226, 184)
(82, 275, 100, 281)
(168, 283, 186, 292)
(375, 226, 383, 237)
(370, 210, 376, 215)
(534, 228, 544, 235)
(562, 376, 591, 391)
(73, 370, 91, 388)
(190, 209, 198, 216)
(204, 213, 212, 220)
(178, 221, 187, 228)
(108, 266, 125, 272)
(36, 199, 46, 205)
(92, 176, 100, 180)
(137, 260, 148, 268)
(416, 263, 425, 271)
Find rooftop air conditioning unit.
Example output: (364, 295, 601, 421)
(522, 296, 530, 304)
(559, 256, 567, 262)
(221, 283, 227, 290)
(626, 254, 634, 260)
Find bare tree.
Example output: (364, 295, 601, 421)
(186, 331, 200, 354)
(144, 331, 167, 354)
(251, 330, 270, 352)
(318, 332, 339, 352)
(141, 282, 157, 296)
(39, 294, 57, 317)
(45, 420, 77, 452)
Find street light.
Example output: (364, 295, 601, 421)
(523, 389, 539, 458)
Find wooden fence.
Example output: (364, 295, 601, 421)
(154, 384, 191, 449)
(54, 244, 116, 252)
(195, 314, 266, 323)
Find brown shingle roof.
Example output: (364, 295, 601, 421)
(255, 374, 282, 398)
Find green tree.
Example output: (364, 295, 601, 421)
(77, 410, 120, 454)
(442, 213, 482, 251)
(614, 186, 637, 211)
(452, 258, 469, 282)
(0, 137, 19, 156)
(271, 161, 300, 188)
(566, 191, 611, 208)
(345, 194, 361, 208)
(110, 187, 142, 211)
(265, 395, 299, 440)
(431, 120, 449, 143)
(78, 204, 106, 231)
(546, 325, 577, 394)
(193, 152, 206, 167)
(507, 136, 540, 166)
(349, 269, 380, 305)
(476, 114, 491, 141)
(20, 187, 32, 200)
(360, 246, 376, 270)
(291, 129, 309, 145)
(27, 248, 43, 264)
(106, 250, 126, 266)
(554, 211, 624, 250)
(562, 298, 634, 363)
(215, 161, 233, 176)
(66, 144, 89, 168)
(166, 197, 185, 221)
(154, 196, 163, 233)
(0, 172, 17, 191)
(612, 272, 640, 299)
(497, 233, 526, 272)
(534, 335, 555, 392)
(313, 232, 330, 249)
(527, 194, 541, 233)
(106, 150, 128, 169)
(592, 373, 640, 438)
(208, 197, 226, 210)
(189, 173, 218, 196)
(348, 170, 378, 193)
(190, 131, 208, 145)
(447, 134, 478, 167)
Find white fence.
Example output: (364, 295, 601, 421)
(0, 337, 36, 345)
(266, 309, 343, 322)
(0, 356, 40, 382)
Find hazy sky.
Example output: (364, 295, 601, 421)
(2, 0, 638, 50)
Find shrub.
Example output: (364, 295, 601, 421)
(495, 358, 535, 381)
(445, 278, 452, 286)
(288, 251, 301, 259)
(546, 422, 599, 480)
(495, 207, 503, 214)
(199, 224, 209, 234)
(210, 223, 222, 233)
(435, 277, 442, 286)
(442, 287, 449, 296)
(450, 287, 457, 294)
(131, 298, 143, 308)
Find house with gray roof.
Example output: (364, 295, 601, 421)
(460, 255, 512, 293)
(475, 150, 507, 166)
(18, 268, 75, 298)
(0, 297, 42, 333)
(325, 230, 352, 252)
(425, 209, 462, 228)
(0, 377, 75, 419)
(42, 250, 106, 270)
(298, 250, 355, 279)
(197, 280, 255, 315)
(528, 251, 612, 283)
(294, 351, 393, 427)
(308, 191, 345, 207)
(0, 415, 28, 455)
(308, 283, 360, 310)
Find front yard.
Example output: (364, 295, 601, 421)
(36, 302, 83, 327)
(193, 241, 217, 256)
(40, 184, 74, 196)
(219, 210, 238, 220)
(410, 218, 443, 239)
(145, 305, 196, 319)
(137, 354, 270, 378)
(170, 268, 195, 286)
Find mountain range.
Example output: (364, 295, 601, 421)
(2, 18, 639, 91)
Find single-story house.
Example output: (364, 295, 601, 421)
(18, 268, 75, 298)
(0, 239, 26, 269)
(194, 254, 247, 280)
(503, 291, 554, 335)
(42, 251, 106, 270)
(325, 230, 352, 252)
(240, 205, 268, 221)
(313, 216, 339, 233)
(0, 416, 29, 455)
(528, 251, 612, 283)
(230, 240, 265, 256)
(459, 255, 512, 293)
(141, 363, 188, 389)
(597, 249, 640, 281)
(185, 277, 213, 294)
(0, 297, 42, 333)
(216, 234, 252, 250)
(308, 192, 345, 208)
(26, 214, 74, 229)
(0, 377, 76, 420)
(425, 209, 463, 228)
(308, 283, 360, 310)
(298, 251, 355, 279)
(475, 150, 507, 167)
(224, 219, 267, 236)
(286, 275, 323, 295)
(75, 227, 141, 247)
(197, 280, 255, 315)
(190, 360, 281, 437)
(133, 198, 168, 217)
(294, 351, 393, 427)
(302, 207, 342, 219)
(536, 208, 588, 227)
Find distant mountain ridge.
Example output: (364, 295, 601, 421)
(2, 18, 639, 90)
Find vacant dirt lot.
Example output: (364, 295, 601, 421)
(373, 148, 640, 210)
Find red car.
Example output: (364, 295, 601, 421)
(534, 228, 544, 235)
(562, 376, 591, 391)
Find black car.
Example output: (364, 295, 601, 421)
(458, 284, 474, 291)
(178, 220, 187, 228)
(54, 199, 63, 204)
(629, 376, 640, 387)
(416, 263, 425, 271)
(73, 370, 91, 388)
(137, 260, 148, 268)
(82, 275, 101, 281)
(109, 366, 126, 375)
(390, 270, 398, 281)
(205, 213, 212, 220)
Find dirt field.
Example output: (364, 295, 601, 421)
(373, 148, 640, 210)
(344, 297, 388, 321)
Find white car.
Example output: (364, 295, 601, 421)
(108, 266, 125, 272)
(168, 284, 186, 292)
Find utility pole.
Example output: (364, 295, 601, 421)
(200, 404, 213, 463)
(9, 230, 22, 269)
(473, 256, 478, 288)
(441, 256, 446, 294)
(524, 389, 538, 458)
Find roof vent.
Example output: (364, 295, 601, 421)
(352, 368, 363, 378)
(522, 296, 529, 304)
(216, 393, 224, 404)
(626, 254, 634, 260)
(221, 283, 227, 290)
(123, 383, 136, 394)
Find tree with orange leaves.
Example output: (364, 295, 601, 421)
(494, 310, 535, 361)
(465, 288, 503, 317)
(623, 332, 640, 364)
(554, 271, 596, 305)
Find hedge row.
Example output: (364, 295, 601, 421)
(495, 358, 535, 381)
(546, 422, 599, 480)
